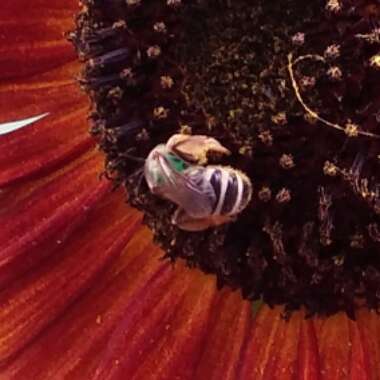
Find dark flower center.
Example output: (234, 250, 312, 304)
(71, 0, 380, 317)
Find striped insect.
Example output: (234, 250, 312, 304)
(144, 134, 252, 231)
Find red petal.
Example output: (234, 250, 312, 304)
(193, 290, 252, 380)
(356, 309, 380, 380)
(0, 105, 93, 187)
(90, 267, 198, 379)
(0, 151, 109, 288)
(130, 271, 217, 380)
(0, 60, 92, 187)
(0, 0, 77, 15)
(317, 313, 351, 380)
(0, 151, 93, 214)
(0, 190, 141, 364)
(348, 319, 371, 380)
(271, 311, 302, 379)
(239, 306, 284, 379)
(0, 1, 78, 80)
(0, 34, 75, 82)
(297, 319, 321, 380)
(1, 230, 172, 379)
(0, 61, 85, 124)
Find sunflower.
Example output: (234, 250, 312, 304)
(1, 0, 380, 378)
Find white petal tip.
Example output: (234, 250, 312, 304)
(0, 113, 50, 136)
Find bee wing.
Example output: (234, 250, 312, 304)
(157, 157, 216, 218)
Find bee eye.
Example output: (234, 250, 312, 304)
(168, 154, 188, 172)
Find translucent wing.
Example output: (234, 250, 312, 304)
(160, 158, 216, 218)
(145, 148, 216, 217)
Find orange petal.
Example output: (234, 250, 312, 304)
(0, 151, 109, 288)
(0, 189, 141, 364)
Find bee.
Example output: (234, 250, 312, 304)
(144, 134, 253, 231)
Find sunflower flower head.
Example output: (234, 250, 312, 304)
(70, 0, 380, 317)
(1, 0, 380, 379)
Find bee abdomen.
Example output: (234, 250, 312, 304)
(208, 167, 252, 216)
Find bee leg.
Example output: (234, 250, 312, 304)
(172, 208, 236, 231)
(166, 134, 231, 165)
(172, 208, 215, 231)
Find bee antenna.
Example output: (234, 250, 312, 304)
(121, 152, 145, 163)
(128, 166, 144, 179)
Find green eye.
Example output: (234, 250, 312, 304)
(167, 154, 188, 172)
